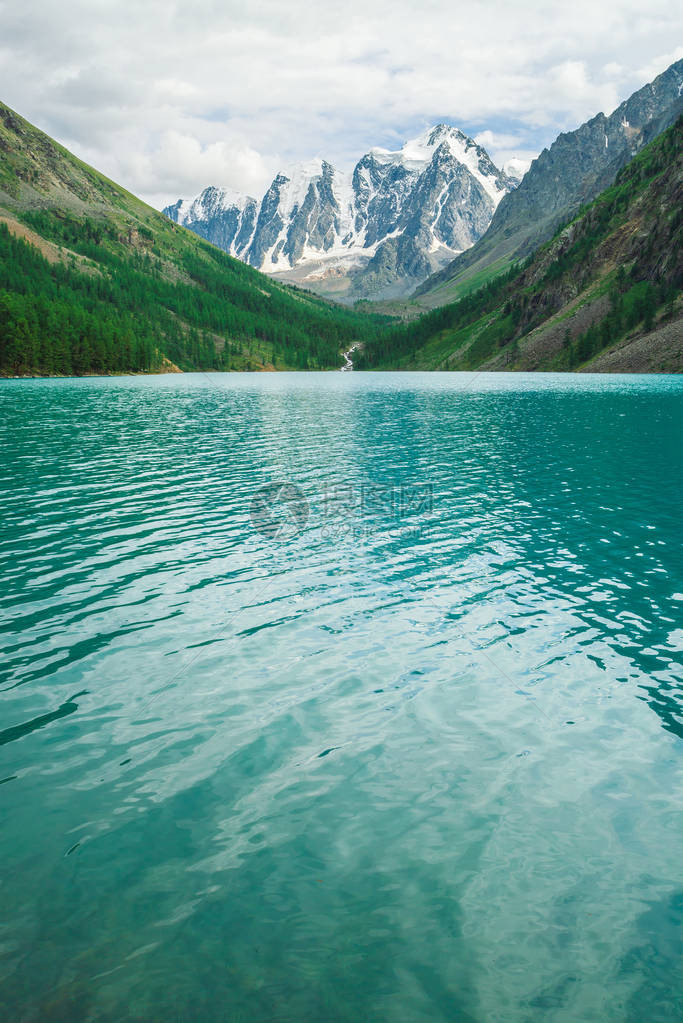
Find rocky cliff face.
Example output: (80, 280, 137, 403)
(416, 58, 683, 302)
(163, 126, 516, 301)
(491, 60, 683, 244)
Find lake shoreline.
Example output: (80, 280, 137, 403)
(2, 366, 681, 380)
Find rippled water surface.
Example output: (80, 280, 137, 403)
(1, 372, 683, 1022)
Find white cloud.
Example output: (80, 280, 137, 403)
(147, 132, 271, 202)
(475, 131, 527, 151)
(632, 46, 683, 87)
(0, 0, 681, 207)
(474, 131, 538, 178)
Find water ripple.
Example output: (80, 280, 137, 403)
(1, 373, 682, 1022)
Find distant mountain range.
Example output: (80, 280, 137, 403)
(165, 61, 683, 308)
(414, 58, 683, 307)
(164, 126, 518, 301)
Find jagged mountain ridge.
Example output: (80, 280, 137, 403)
(414, 58, 683, 305)
(164, 125, 517, 301)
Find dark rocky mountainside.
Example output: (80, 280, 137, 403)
(357, 117, 683, 373)
(414, 59, 683, 306)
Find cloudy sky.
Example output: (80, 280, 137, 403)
(0, 0, 681, 208)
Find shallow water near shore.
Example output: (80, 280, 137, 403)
(1, 371, 682, 1022)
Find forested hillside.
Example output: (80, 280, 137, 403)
(357, 118, 683, 373)
(0, 102, 383, 376)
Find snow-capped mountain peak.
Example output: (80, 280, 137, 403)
(501, 157, 531, 183)
(164, 123, 517, 300)
(370, 124, 465, 170)
(273, 158, 327, 217)
(178, 184, 256, 223)
(357, 124, 509, 207)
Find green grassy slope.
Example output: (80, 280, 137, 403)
(356, 118, 683, 373)
(0, 102, 384, 376)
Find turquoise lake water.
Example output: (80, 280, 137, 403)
(1, 372, 682, 1022)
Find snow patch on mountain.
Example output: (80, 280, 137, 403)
(176, 185, 256, 221)
(502, 157, 531, 182)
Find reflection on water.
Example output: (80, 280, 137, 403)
(0, 372, 682, 1022)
